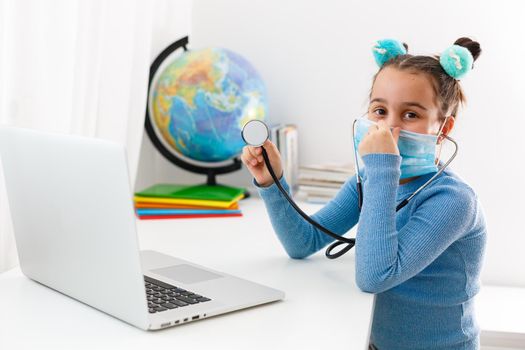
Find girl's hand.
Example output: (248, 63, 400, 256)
(358, 119, 401, 157)
(241, 139, 283, 187)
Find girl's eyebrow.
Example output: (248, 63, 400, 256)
(370, 98, 387, 104)
(370, 98, 428, 111)
(404, 102, 428, 111)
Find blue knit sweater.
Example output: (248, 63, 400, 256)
(254, 153, 487, 350)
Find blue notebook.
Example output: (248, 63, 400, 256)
(136, 209, 242, 215)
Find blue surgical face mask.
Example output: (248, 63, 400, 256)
(353, 117, 440, 179)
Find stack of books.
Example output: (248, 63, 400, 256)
(295, 162, 355, 204)
(134, 184, 246, 220)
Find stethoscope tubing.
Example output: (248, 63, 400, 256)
(260, 146, 355, 259)
(256, 120, 458, 259)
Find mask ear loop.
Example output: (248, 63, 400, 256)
(353, 112, 369, 210)
(434, 116, 450, 166)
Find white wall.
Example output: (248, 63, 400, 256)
(190, 0, 525, 287)
(134, 0, 192, 191)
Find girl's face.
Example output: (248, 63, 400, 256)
(368, 67, 447, 136)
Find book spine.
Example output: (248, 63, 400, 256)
(286, 125, 299, 195)
(268, 123, 282, 145)
(266, 123, 299, 196)
(278, 126, 287, 189)
(275, 124, 298, 195)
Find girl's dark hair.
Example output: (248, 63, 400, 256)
(371, 37, 482, 120)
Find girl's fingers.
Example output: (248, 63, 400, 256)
(391, 127, 401, 143)
(240, 153, 248, 167)
(252, 149, 263, 163)
(376, 120, 397, 138)
(242, 146, 262, 166)
(244, 141, 278, 168)
(242, 147, 255, 165)
(247, 146, 258, 158)
(376, 119, 391, 131)
(240, 152, 250, 165)
(247, 146, 264, 163)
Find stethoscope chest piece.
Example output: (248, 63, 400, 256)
(241, 119, 269, 147)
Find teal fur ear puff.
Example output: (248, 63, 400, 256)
(372, 39, 407, 67)
(439, 45, 473, 80)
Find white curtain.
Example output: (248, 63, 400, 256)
(0, 0, 154, 272)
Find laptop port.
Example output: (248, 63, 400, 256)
(192, 315, 200, 320)
(160, 322, 171, 328)
(183, 318, 188, 322)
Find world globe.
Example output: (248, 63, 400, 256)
(146, 37, 268, 188)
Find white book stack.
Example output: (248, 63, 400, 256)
(295, 162, 355, 204)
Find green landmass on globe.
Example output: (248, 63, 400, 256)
(150, 47, 268, 163)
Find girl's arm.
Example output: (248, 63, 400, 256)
(254, 173, 360, 259)
(355, 153, 477, 293)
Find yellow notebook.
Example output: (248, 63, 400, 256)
(134, 202, 239, 210)
(133, 193, 244, 209)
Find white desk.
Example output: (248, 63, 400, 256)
(0, 197, 374, 350)
(476, 285, 525, 348)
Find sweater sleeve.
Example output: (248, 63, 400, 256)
(254, 173, 360, 259)
(355, 153, 477, 293)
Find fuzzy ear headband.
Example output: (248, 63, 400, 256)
(372, 38, 473, 80)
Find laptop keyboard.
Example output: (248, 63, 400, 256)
(144, 276, 211, 314)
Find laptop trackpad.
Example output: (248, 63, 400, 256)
(151, 264, 223, 284)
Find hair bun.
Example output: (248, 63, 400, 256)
(453, 37, 482, 62)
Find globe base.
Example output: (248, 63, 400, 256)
(202, 172, 250, 200)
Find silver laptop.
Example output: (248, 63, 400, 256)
(0, 126, 284, 330)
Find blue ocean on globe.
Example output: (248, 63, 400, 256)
(151, 47, 268, 163)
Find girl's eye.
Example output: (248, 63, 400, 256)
(373, 108, 386, 116)
(404, 112, 418, 120)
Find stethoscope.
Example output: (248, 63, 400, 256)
(241, 119, 458, 259)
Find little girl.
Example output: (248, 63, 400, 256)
(241, 37, 486, 350)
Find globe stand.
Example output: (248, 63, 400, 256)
(202, 159, 251, 199)
(144, 36, 250, 200)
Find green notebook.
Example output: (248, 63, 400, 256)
(135, 184, 246, 202)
